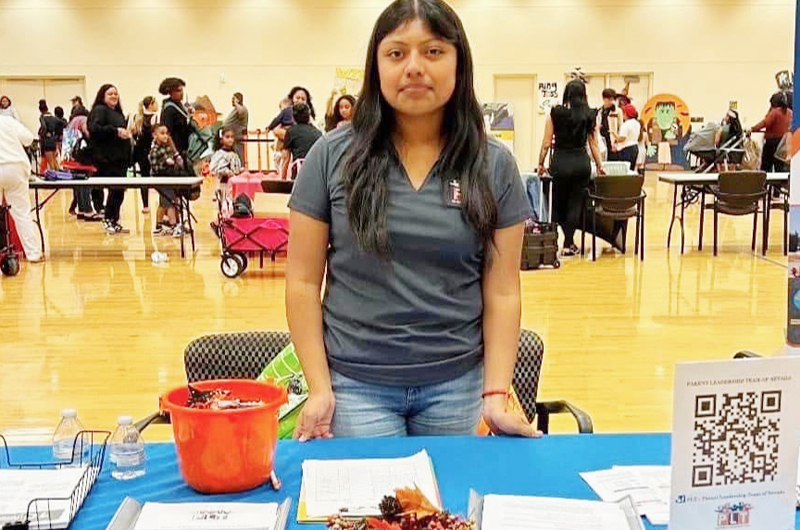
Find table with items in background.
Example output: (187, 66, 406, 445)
(28, 176, 204, 258)
(657, 171, 789, 254)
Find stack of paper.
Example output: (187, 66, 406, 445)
(133, 503, 279, 530)
(477, 494, 644, 530)
(0, 467, 88, 529)
(298, 450, 441, 522)
(580, 466, 670, 526)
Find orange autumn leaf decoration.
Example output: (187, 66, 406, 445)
(366, 517, 401, 530)
(394, 486, 440, 519)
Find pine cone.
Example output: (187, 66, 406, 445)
(379, 496, 403, 520)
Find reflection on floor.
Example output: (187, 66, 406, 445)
(0, 175, 787, 440)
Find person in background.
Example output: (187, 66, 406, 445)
(69, 96, 87, 120)
(612, 104, 641, 171)
(267, 97, 294, 132)
(326, 95, 356, 132)
(88, 84, 131, 234)
(288, 0, 535, 440)
(53, 107, 67, 155)
(750, 91, 793, 173)
(148, 124, 184, 237)
(538, 79, 605, 257)
(0, 114, 44, 262)
(714, 109, 743, 147)
(223, 92, 249, 162)
(324, 88, 342, 132)
(209, 127, 244, 209)
(132, 96, 158, 213)
(0, 96, 21, 121)
(283, 103, 322, 177)
(63, 105, 103, 221)
(159, 77, 193, 173)
(599, 88, 617, 161)
(38, 100, 61, 171)
(273, 86, 317, 140)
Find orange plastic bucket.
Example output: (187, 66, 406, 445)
(160, 379, 288, 494)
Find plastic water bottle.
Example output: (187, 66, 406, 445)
(52, 409, 84, 463)
(109, 416, 146, 480)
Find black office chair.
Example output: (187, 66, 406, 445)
(699, 171, 767, 256)
(764, 183, 789, 256)
(137, 330, 594, 435)
(184, 331, 291, 382)
(582, 175, 646, 262)
(513, 329, 593, 434)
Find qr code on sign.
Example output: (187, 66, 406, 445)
(692, 391, 781, 487)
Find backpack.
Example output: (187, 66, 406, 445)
(232, 193, 253, 218)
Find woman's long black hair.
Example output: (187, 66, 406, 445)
(332, 94, 357, 129)
(560, 79, 595, 144)
(344, 0, 496, 258)
(91, 84, 123, 114)
(288, 86, 316, 120)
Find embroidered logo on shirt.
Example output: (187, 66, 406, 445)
(449, 179, 462, 206)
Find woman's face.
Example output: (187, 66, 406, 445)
(377, 19, 457, 119)
(171, 86, 184, 102)
(0, 97, 9, 109)
(147, 100, 159, 112)
(104, 87, 119, 108)
(338, 98, 353, 120)
(292, 90, 308, 106)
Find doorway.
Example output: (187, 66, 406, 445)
(494, 75, 538, 171)
(0, 77, 86, 134)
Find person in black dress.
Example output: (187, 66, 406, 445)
(537, 79, 605, 256)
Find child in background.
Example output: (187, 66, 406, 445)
(266, 98, 294, 172)
(209, 127, 244, 212)
(148, 124, 184, 237)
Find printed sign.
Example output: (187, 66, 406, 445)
(669, 357, 800, 530)
(538, 81, 559, 114)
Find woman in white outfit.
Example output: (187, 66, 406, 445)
(0, 115, 44, 262)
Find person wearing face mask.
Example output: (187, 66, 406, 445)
(287, 0, 535, 440)
(88, 84, 132, 234)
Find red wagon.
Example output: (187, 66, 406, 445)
(216, 214, 290, 278)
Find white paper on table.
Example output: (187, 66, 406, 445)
(670, 357, 800, 530)
(480, 494, 641, 530)
(581, 466, 670, 526)
(133, 502, 279, 530)
(0, 467, 87, 529)
(301, 450, 440, 518)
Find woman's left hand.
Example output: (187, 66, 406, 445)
(481, 395, 543, 438)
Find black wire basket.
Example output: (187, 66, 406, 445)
(0, 430, 111, 530)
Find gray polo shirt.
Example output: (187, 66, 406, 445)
(289, 127, 531, 386)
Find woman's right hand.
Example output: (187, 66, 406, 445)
(537, 165, 546, 176)
(117, 128, 131, 140)
(293, 390, 336, 442)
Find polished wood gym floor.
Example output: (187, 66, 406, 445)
(0, 174, 788, 441)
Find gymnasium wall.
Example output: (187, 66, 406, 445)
(0, 0, 794, 166)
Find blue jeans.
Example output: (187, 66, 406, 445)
(330, 363, 484, 438)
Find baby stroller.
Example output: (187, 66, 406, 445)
(684, 121, 745, 173)
(0, 204, 20, 277)
(213, 191, 290, 278)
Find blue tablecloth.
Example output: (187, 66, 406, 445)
(5, 434, 799, 530)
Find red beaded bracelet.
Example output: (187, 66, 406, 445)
(481, 390, 509, 399)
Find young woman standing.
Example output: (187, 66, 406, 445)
(88, 84, 131, 234)
(287, 0, 535, 439)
